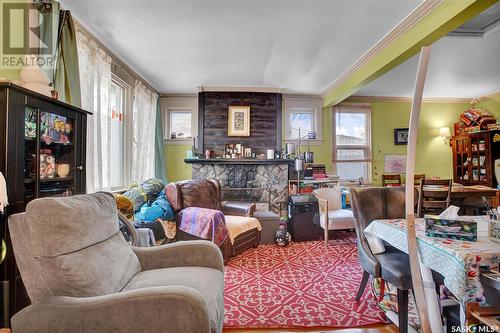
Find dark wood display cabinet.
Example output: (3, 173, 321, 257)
(0, 82, 90, 326)
(451, 130, 500, 188)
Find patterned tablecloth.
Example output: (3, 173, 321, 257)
(364, 219, 500, 304)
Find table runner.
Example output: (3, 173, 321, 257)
(364, 218, 500, 304)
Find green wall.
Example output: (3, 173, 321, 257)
(477, 93, 500, 113)
(165, 145, 192, 182)
(370, 101, 469, 185)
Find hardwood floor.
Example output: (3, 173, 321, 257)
(223, 323, 398, 333)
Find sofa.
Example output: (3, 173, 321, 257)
(166, 179, 261, 263)
(8, 192, 224, 333)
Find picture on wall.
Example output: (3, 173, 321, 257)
(384, 154, 407, 173)
(228, 106, 250, 136)
(394, 128, 409, 145)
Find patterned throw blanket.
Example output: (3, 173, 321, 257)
(178, 207, 228, 246)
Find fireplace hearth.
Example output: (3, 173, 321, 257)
(185, 158, 292, 214)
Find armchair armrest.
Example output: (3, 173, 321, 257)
(221, 201, 256, 217)
(12, 286, 212, 333)
(317, 198, 328, 228)
(132, 240, 224, 272)
(317, 198, 328, 215)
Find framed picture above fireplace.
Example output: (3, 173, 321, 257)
(228, 106, 250, 136)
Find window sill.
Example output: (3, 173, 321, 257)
(111, 188, 128, 194)
(283, 138, 324, 146)
(165, 138, 193, 146)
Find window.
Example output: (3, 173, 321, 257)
(332, 105, 371, 181)
(109, 80, 126, 189)
(170, 110, 192, 139)
(162, 95, 198, 144)
(77, 28, 154, 192)
(290, 109, 314, 139)
(284, 97, 323, 142)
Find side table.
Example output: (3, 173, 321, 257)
(254, 211, 281, 245)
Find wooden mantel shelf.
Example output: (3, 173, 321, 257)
(184, 158, 294, 165)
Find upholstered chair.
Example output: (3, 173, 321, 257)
(350, 186, 414, 333)
(9, 192, 224, 333)
(313, 187, 355, 245)
(165, 179, 261, 262)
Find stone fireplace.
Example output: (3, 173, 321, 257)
(186, 159, 292, 214)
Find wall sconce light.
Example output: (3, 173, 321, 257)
(438, 127, 451, 145)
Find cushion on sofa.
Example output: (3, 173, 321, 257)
(225, 215, 262, 243)
(122, 266, 224, 333)
(166, 179, 221, 212)
(115, 193, 135, 220)
(319, 209, 355, 230)
(123, 178, 165, 212)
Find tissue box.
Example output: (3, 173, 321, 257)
(425, 216, 477, 242)
(489, 220, 500, 243)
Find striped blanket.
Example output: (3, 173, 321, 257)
(178, 207, 228, 246)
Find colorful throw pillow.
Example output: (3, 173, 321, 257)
(134, 190, 174, 222)
(114, 194, 134, 220)
(123, 178, 165, 212)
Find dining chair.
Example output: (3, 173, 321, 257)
(417, 178, 452, 218)
(313, 187, 355, 245)
(350, 187, 413, 333)
(414, 174, 426, 186)
(382, 174, 402, 187)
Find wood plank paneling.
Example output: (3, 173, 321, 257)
(199, 92, 282, 157)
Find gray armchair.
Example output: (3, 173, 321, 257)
(8, 192, 224, 333)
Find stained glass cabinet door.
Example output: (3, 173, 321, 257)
(23, 95, 86, 202)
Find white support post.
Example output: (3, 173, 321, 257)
(405, 46, 438, 333)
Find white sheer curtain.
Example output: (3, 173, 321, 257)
(131, 80, 157, 183)
(77, 30, 112, 193)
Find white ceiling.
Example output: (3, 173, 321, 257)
(61, 0, 421, 94)
(355, 27, 500, 98)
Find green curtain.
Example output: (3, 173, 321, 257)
(154, 97, 167, 182)
(38, 0, 60, 84)
(54, 10, 81, 107)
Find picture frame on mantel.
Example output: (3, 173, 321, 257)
(228, 106, 250, 136)
(394, 128, 409, 145)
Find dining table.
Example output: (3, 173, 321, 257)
(419, 184, 497, 200)
(364, 217, 500, 331)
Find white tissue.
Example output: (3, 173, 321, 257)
(438, 205, 460, 219)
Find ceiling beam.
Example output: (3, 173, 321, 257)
(321, 0, 498, 108)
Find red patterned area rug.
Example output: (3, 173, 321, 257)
(223, 232, 387, 329)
